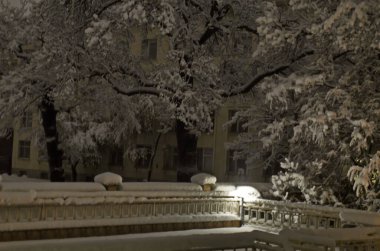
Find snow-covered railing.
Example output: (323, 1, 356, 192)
(281, 227, 380, 251)
(163, 227, 380, 251)
(244, 199, 342, 231)
(0, 189, 242, 240)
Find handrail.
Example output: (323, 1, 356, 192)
(1, 187, 380, 250)
(243, 199, 343, 231)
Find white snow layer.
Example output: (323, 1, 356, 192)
(122, 182, 202, 191)
(339, 210, 380, 226)
(214, 183, 237, 192)
(0, 227, 257, 251)
(1, 173, 47, 182)
(191, 173, 217, 185)
(0, 214, 240, 232)
(1, 182, 106, 192)
(94, 172, 122, 186)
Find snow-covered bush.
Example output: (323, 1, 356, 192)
(348, 152, 380, 210)
(271, 159, 316, 203)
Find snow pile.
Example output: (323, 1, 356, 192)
(214, 184, 236, 192)
(94, 172, 122, 186)
(122, 182, 202, 192)
(0, 190, 37, 205)
(229, 186, 261, 201)
(191, 173, 217, 185)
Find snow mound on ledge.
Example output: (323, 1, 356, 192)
(1, 182, 106, 192)
(191, 173, 217, 185)
(122, 182, 202, 192)
(94, 172, 122, 186)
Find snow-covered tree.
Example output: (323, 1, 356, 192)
(1, 0, 267, 181)
(229, 0, 380, 208)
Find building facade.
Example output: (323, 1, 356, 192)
(9, 25, 265, 182)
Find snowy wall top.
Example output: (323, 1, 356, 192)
(122, 182, 202, 192)
(1, 182, 106, 192)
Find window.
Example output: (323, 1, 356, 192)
(197, 148, 213, 173)
(228, 110, 248, 133)
(134, 145, 152, 169)
(141, 38, 157, 60)
(233, 32, 252, 54)
(18, 140, 31, 159)
(163, 146, 178, 170)
(109, 147, 124, 166)
(163, 146, 197, 170)
(227, 150, 246, 175)
(20, 112, 32, 128)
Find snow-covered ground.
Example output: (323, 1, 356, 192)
(0, 226, 258, 251)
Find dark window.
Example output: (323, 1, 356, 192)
(227, 150, 246, 175)
(234, 32, 252, 54)
(20, 112, 32, 128)
(228, 110, 248, 133)
(197, 148, 213, 173)
(134, 145, 152, 169)
(18, 140, 31, 159)
(40, 172, 48, 179)
(163, 146, 178, 170)
(109, 147, 123, 166)
(141, 39, 157, 60)
(163, 146, 197, 170)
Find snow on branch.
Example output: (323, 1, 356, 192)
(223, 50, 314, 97)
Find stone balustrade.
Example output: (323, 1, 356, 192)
(1, 182, 380, 250)
(244, 199, 342, 231)
(0, 190, 242, 241)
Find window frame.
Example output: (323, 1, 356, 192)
(134, 145, 152, 169)
(197, 147, 214, 173)
(108, 147, 124, 167)
(20, 111, 33, 129)
(141, 38, 158, 60)
(226, 150, 246, 175)
(228, 110, 248, 134)
(18, 140, 31, 159)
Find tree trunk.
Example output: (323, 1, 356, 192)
(175, 120, 197, 182)
(70, 160, 78, 181)
(40, 95, 65, 182)
(147, 133, 162, 181)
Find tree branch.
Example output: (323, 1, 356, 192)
(223, 50, 315, 97)
(95, 0, 122, 17)
(112, 86, 161, 96)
